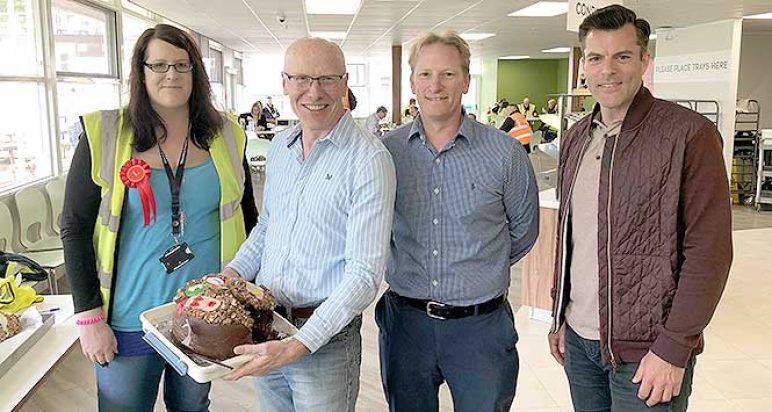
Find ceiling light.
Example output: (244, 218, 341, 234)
(310, 31, 347, 40)
(500, 55, 531, 60)
(305, 0, 362, 15)
(460, 33, 496, 41)
(745, 12, 772, 19)
(542, 47, 571, 53)
(509, 1, 568, 17)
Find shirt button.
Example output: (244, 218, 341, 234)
(434, 158, 441, 165)
(432, 249, 439, 257)
(432, 279, 439, 287)
(433, 187, 440, 195)
(282, 245, 288, 251)
(432, 218, 439, 225)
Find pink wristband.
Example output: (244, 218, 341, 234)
(76, 313, 105, 326)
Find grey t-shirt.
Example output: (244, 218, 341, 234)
(565, 119, 621, 340)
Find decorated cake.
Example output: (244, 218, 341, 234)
(172, 274, 277, 360)
(0, 312, 22, 343)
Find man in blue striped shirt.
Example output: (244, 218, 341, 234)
(377, 32, 539, 411)
(221, 37, 396, 412)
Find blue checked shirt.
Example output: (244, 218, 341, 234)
(382, 115, 539, 306)
(228, 112, 396, 353)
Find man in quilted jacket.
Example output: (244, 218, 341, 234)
(547, 5, 732, 412)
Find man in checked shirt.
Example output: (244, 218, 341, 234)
(378, 31, 539, 412)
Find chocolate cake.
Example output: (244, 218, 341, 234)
(172, 274, 277, 360)
(0, 312, 22, 343)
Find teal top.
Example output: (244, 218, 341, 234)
(112, 157, 221, 331)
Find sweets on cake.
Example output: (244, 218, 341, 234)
(0, 312, 22, 343)
(172, 274, 277, 360)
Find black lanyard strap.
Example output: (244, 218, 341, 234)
(157, 132, 190, 237)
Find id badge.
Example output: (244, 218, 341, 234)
(160, 242, 195, 274)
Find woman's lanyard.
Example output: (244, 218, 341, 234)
(157, 132, 190, 244)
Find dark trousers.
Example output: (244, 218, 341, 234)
(564, 324, 696, 412)
(375, 291, 519, 412)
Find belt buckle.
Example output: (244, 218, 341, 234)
(426, 301, 447, 320)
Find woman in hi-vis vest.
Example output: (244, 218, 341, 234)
(60, 24, 257, 411)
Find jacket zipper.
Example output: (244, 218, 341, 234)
(550, 133, 593, 334)
(606, 134, 620, 368)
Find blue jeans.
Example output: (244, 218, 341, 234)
(253, 316, 362, 412)
(563, 324, 696, 412)
(95, 352, 210, 412)
(375, 291, 519, 412)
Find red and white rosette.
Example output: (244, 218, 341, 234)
(120, 159, 157, 226)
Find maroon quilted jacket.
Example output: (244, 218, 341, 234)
(550, 87, 732, 368)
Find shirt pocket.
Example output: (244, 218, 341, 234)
(449, 179, 502, 228)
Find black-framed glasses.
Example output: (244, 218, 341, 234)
(144, 62, 194, 73)
(282, 72, 346, 89)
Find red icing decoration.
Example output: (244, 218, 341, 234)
(120, 159, 157, 226)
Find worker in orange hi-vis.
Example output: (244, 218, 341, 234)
(499, 106, 533, 153)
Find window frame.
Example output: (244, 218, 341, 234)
(51, 0, 120, 79)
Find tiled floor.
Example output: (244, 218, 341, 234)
(16, 151, 772, 411)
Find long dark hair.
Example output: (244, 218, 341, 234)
(126, 24, 222, 152)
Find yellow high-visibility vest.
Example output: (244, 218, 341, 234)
(80, 109, 247, 317)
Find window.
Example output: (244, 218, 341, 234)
(121, 14, 154, 103)
(0, 82, 52, 191)
(209, 47, 223, 83)
(347, 63, 365, 87)
(52, 0, 118, 77)
(235, 57, 244, 86)
(0, 0, 42, 76)
(56, 81, 120, 169)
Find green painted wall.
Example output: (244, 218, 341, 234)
(556, 58, 569, 94)
(497, 58, 569, 111)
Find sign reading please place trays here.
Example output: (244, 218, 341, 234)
(653, 51, 732, 84)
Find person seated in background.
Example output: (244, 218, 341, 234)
(342, 87, 358, 111)
(543, 98, 558, 114)
(264, 96, 280, 118)
(518, 96, 539, 118)
(404, 104, 419, 123)
(500, 106, 533, 153)
(540, 98, 559, 141)
(367, 106, 389, 137)
(239, 101, 268, 130)
(402, 97, 417, 118)
(494, 100, 510, 128)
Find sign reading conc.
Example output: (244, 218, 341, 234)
(567, 0, 620, 32)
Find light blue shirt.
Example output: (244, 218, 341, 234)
(228, 112, 396, 353)
(112, 158, 221, 331)
(382, 115, 539, 306)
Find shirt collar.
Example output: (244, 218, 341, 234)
(284, 111, 354, 148)
(406, 109, 473, 147)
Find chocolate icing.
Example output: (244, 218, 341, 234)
(171, 274, 277, 360)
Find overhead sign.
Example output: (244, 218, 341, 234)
(653, 51, 732, 84)
(567, 0, 619, 32)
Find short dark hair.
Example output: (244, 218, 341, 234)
(578, 5, 650, 57)
(127, 24, 222, 152)
(377, 106, 388, 114)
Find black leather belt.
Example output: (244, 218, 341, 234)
(387, 290, 506, 320)
(276, 304, 318, 321)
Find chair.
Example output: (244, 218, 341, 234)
(0, 196, 62, 294)
(45, 176, 66, 235)
(14, 185, 63, 252)
(0, 200, 14, 252)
